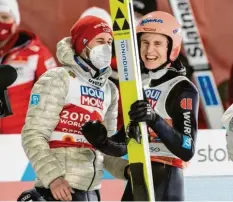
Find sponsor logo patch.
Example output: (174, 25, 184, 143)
(30, 94, 40, 106)
(182, 135, 192, 149)
(145, 89, 161, 108)
(80, 86, 104, 109)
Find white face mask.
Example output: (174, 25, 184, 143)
(89, 44, 112, 70)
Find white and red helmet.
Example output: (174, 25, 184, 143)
(137, 11, 182, 62)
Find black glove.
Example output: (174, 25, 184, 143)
(17, 189, 46, 201)
(128, 100, 157, 123)
(81, 120, 127, 157)
(126, 121, 142, 143)
(81, 120, 107, 148)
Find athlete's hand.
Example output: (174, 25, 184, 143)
(129, 100, 157, 123)
(81, 120, 107, 147)
(49, 177, 74, 201)
(126, 121, 142, 143)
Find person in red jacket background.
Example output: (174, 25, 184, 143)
(0, 0, 57, 134)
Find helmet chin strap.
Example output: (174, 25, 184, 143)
(149, 59, 171, 73)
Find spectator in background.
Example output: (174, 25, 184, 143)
(222, 103, 233, 161)
(222, 64, 233, 161)
(0, 0, 57, 134)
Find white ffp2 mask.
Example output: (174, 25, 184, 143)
(89, 44, 112, 70)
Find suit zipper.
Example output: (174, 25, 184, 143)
(87, 150, 96, 191)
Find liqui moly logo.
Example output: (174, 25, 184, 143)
(145, 89, 161, 108)
(81, 86, 104, 109)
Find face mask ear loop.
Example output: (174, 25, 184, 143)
(82, 45, 102, 78)
(83, 46, 91, 61)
